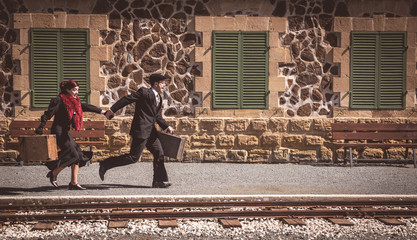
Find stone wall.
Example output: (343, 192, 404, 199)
(2, 117, 416, 164)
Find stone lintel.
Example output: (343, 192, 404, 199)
(32, 14, 55, 28)
(333, 17, 352, 32)
(269, 17, 286, 32)
(247, 17, 269, 31)
(54, 11, 67, 28)
(235, 15, 247, 31)
(352, 18, 373, 31)
(195, 16, 213, 32)
(90, 14, 108, 30)
(67, 14, 90, 28)
(12, 13, 32, 29)
(213, 17, 235, 30)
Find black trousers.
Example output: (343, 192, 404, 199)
(101, 134, 168, 182)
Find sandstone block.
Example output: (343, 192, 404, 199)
(352, 18, 373, 31)
(333, 77, 349, 92)
(183, 150, 203, 162)
(32, 14, 55, 28)
(217, 134, 235, 147)
(407, 17, 417, 32)
(282, 134, 304, 148)
(195, 46, 211, 62)
(204, 149, 226, 162)
(178, 119, 198, 132)
(334, 17, 352, 32)
(225, 119, 248, 132)
(195, 16, 213, 32)
(12, 44, 29, 61)
(67, 14, 89, 28)
(305, 135, 324, 146)
(269, 118, 288, 132)
(270, 47, 286, 62)
(213, 17, 234, 30)
(237, 135, 259, 148)
(13, 75, 29, 91)
(320, 146, 333, 162)
(290, 150, 317, 162)
(289, 119, 311, 132)
(270, 148, 290, 162)
(235, 15, 247, 31)
(269, 17, 286, 32)
(110, 135, 128, 147)
(385, 17, 406, 31)
(54, 11, 66, 28)
(373, 14, 385, 31)
(13, 13, 32, 29)
(90, 30, 101, 46)
(195, 76, 211, 91)
(90, 76, 106, 92)
(0, 150, 18, 162)
(362, 148, 384, 159)
(260, 134, 281, 148)
(269, 77, 286, 91)
(248, 149, 270, 162)
(90, 14, 108, 30)
(247, 17, 269, 31)
(90, 90, 101, 107)
(199, 119, 223, 132)
(226, 150, 247, 162)
(250, 119, 268, 131)
(90, 46, 108, 61)
(191, 134, 216, 147)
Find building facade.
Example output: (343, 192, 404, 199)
(1, 0, 417, 163)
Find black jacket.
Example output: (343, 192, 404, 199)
(110, 87, 169, 139)
(39, 95, 102, 136)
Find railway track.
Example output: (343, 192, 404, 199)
(1, 199, 417, 229)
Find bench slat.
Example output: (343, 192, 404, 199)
(10, 121, 105, 129)
(332, 123, 417, 132)
(332, 132, 417, 140)
(334, 143, 417, 147)
(11, 130, 105, 138)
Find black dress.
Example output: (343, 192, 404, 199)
(38, 96, 102, 170)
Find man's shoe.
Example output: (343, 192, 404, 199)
(99, 162, 106, 181)
(152, 181, 171, 188)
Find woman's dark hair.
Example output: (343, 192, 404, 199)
(60, 80, 79, 93)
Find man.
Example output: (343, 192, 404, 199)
(100, 73, 174, 188)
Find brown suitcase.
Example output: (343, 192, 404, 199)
(18, 135, 58, 164)
(157, 131, 186, 160)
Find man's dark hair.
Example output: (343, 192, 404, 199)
(150, 74, 167, 86)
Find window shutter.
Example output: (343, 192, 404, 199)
(379, 32, 406, 109)
(61, 29, 90, 103)
(241, 32, 268, 109)
(212, 31, 240, 108)
(30, 29, 60, 108)
(350, 32, 378, 109)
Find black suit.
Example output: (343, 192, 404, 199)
(101, 87, 170, 182)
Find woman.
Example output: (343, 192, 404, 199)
(36, 80, 106, 190)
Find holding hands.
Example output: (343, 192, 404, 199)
(104, 110, 114, 120)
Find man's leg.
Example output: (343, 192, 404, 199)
(99, 137, 146, 180)
(146, 136, 169, 187)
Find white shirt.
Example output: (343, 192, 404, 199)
(151, 88, 160, 105)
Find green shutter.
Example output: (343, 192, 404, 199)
(212, 31, 269, 109)
(61, 29, 90, 103)
(31, 29, 60, 107)
(30, 28, 90, 108)
(350, 31, 406, 110)
(212, 31, 240, 108)
(241, 32, 268, 109)
(350, 32, 378, 109)
(379, 32, 406, 109)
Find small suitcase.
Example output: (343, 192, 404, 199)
(157, 131, 186, 160)
(18, 135, 58, 164)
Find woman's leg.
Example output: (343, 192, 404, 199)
(52, 166, 65, 180)
(71, 164, 79, 185)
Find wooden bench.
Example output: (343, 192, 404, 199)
(8, 120, 106, 149)
(332, 123, 417, 167)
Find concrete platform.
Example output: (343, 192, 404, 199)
(1, 162, 417, 203)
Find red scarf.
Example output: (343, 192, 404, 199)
(59, 93, 83, 131)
